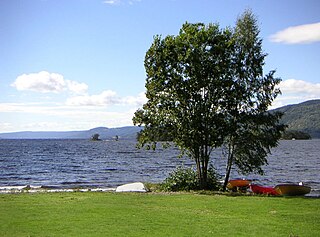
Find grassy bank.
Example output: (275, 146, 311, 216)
(0, 192, 319, 236)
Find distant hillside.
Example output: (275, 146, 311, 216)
(0, 126, 143, 140)
(273, 100, 320, 138)
(1, 100, 319, 139)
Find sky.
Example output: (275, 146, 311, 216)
(1, 0, 320, 132)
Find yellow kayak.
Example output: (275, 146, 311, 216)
(274, 184, 311, 196)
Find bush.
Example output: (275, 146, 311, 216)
(161, 167, 198, 192)
(161, 166, 221, 192)
(206, 166, 222, 191)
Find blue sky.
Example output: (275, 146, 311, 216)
(1, 0, 320, 132)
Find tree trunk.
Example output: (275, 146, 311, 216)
(193, 141, 212, 190)
(194, 148, 202, 188)
(200, 161, 208, 189)
(223, 141, 234, 191)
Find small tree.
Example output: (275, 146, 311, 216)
(91, 133, 101, 141)
(220, 10, 286, 190)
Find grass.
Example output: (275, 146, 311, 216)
(0, 192, 319, 237)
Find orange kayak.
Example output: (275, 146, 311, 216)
(274, 184, 311, 196)
(227, 179, 251, 189)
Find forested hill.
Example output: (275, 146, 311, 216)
(273, 100, 320, 138)
(1, 100, 320, 139)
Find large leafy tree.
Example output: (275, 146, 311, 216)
(133, 10, 285, 189)
(133, 23, 233, 188)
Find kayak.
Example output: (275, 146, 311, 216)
(274, 184, 311, 196)
(227, 179, 251, 189)
(250, 184, 279, 196)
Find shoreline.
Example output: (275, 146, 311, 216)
(1, 184, 320, 198)
(0, 182, 148, 194)
(0, 185, 116, 194)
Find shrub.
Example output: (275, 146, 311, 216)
(161, 166, 221, 192)
(206, 166, 222, 191)
(161, 167, 198, 192)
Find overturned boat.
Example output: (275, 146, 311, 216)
(250, 184, 279, 196)
(274, 183, 311, 196)
(227, 179, 251, 190)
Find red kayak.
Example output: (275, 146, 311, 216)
(250, 184, 279, 196)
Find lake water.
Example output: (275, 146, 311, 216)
(0, 139, 319, 196)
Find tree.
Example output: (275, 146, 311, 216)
(91, 133, 101, 141)
(220, 10, 286, 190)
(133, 22, 233, 189)
(133, 10, 285, 190)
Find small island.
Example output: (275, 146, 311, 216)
(91, 133, 102, 141)
(282, 130, 311, 140)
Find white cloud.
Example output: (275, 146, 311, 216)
(103, 0, 120, 4)
(123, 92, 147, 105)
(280, 79, 320, 95)
(66, 90, 146, 106)
(0, 103, 76, 116)
(271, 79, 320, 109)
(0, 122, 13, 131)
(66, 90, 120, 106)
(24, 122, 62, 130)
(103, 0, 141, 5)
(11, 71, 66, 93)
(11, 71, 88, 95)
(66, 80, 88, 95)
(270, 22, 320, 44)
(0, 102, 138, 132)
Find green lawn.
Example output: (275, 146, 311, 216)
(0, 192, 319, 236)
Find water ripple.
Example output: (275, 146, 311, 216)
(0, 139, 319, 195)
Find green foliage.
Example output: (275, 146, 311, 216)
(136, 129, 173, 143)
(224, 112, 286, 177)
(161, 166, 221, 192)
(133, 9, 285, 190)
(91, 133, 101, 141)
(161, 167, 199, 192)
(143, 182, 162, 192)
(206, 165, 222, 190)
(221, 10, 286, 188)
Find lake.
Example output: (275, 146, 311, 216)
(0, 139, 319, 196)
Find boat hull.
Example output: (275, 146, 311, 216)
(227, 179, 251, 189)
(274, 184, 311, 196)
(250, 184, 279, 196)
